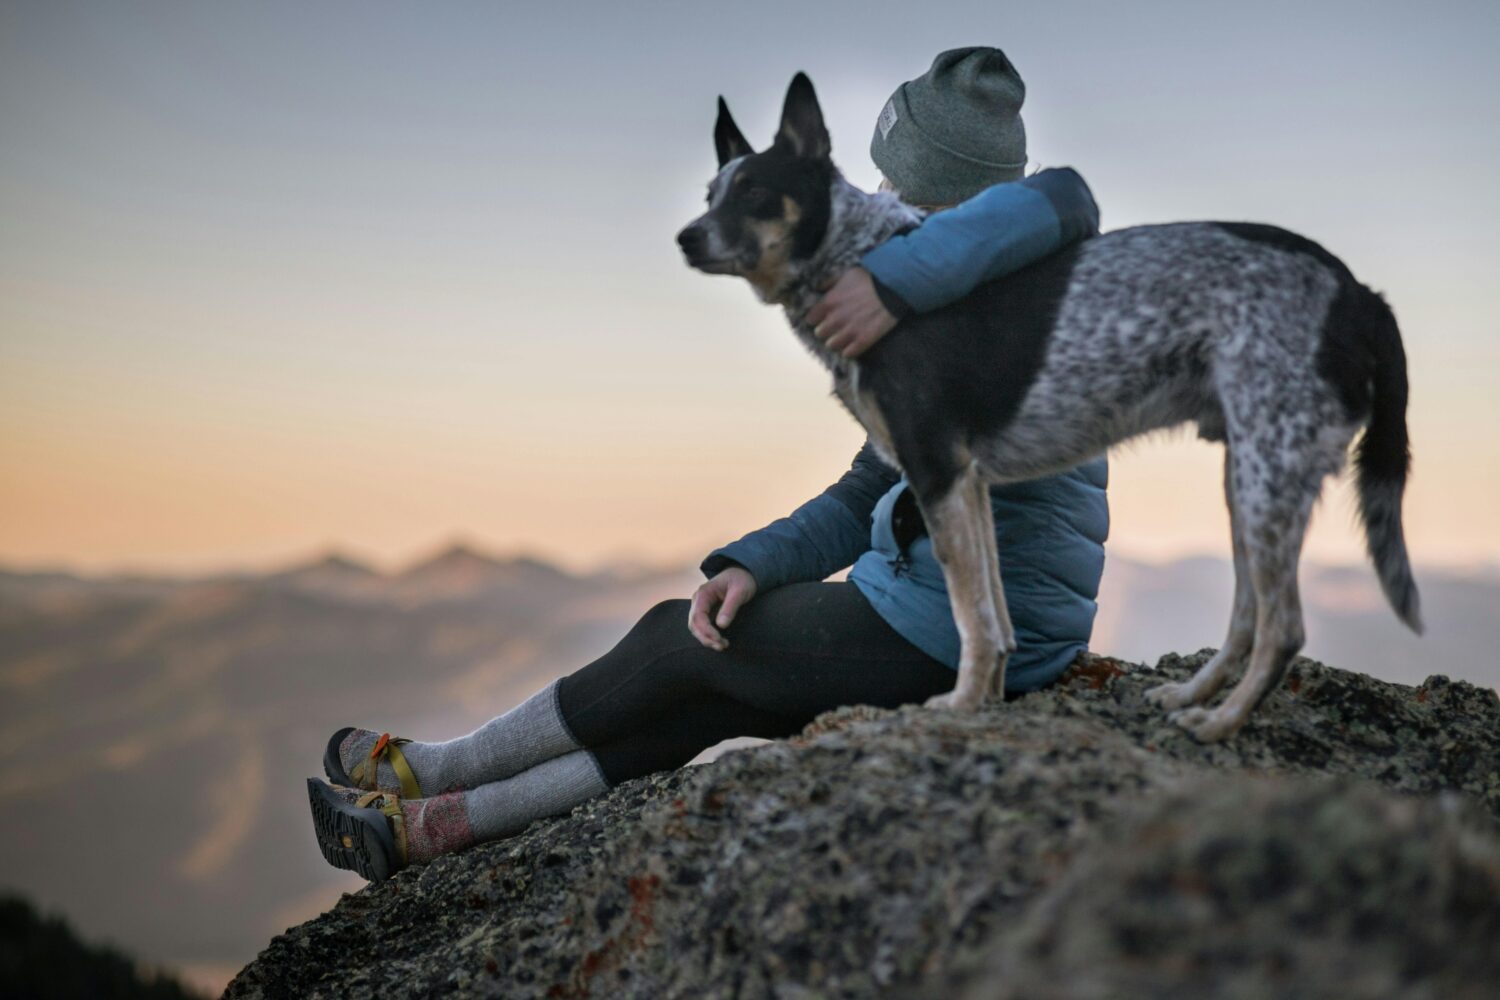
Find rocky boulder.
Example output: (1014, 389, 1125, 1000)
(226, 652, 1500, 999)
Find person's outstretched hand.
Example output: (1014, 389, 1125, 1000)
(689, 566, 758, 651)
(807, 266, 898, 359)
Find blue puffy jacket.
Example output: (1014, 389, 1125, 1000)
(702, 168, 1110, 693)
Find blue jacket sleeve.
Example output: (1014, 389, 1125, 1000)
(701, 438, 899, 589)
(860, 166, 1101, 315)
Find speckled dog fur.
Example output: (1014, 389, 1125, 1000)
(677, 74, 1421, 741)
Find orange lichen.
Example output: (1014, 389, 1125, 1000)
(548, 872, 663, 999)
(1063, 655, 1126, 690)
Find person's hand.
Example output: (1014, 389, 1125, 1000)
(806, 266, 898, 359)
(688, 566, 759, 651)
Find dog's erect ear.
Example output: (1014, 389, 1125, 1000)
(714, 97, 755, 167)
(776, 72, 830, 160)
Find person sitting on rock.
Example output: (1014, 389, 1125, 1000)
(307, 47, 1110, 882)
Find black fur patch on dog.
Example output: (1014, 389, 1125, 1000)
(1213, 223, 1369, 418)
(859, 242, 1088, 497)
(751, 147, 834, 260)
(1214, 221, 1411, 484)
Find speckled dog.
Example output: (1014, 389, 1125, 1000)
(676, 74, 1421, 742)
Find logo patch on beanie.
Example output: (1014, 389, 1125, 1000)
(877, 99, 899, 140)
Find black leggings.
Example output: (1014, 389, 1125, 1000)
(556, 581, 957, 787)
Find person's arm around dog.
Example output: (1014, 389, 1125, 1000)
(808, 166, 1101, 359)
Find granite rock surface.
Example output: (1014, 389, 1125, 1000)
(225, 652, 1500, 999)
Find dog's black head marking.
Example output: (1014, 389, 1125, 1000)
(678, 73, 836, 301)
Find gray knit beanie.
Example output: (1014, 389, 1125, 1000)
(870, 47, 1027, 206)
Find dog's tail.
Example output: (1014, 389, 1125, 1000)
(1352, 288, 1422, 634)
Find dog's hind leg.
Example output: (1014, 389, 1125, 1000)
(914, 458, 1012, 712)
(1146, 450, 1257, 710)
(1170, 417, 1348, 742)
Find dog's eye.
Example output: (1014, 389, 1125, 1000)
(743, 184, 771, 205)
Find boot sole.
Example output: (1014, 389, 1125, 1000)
(307, 778, 399, 883)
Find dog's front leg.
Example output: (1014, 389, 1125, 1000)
(916, 461, 1012, 712)
(969, 465, 1012, 704)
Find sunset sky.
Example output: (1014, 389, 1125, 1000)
(2, 1, 1497, 577)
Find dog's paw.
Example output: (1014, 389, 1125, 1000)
(925, 691, 984, 713)
(1145, 681, 1197, 710)
(1167, 706, 1241, 743)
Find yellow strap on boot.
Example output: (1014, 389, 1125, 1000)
(355, 790, 409, 866)
(353, 733, 424, 800)
(381, 739, 423, 801)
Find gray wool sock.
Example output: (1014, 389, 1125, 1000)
(401, 748, 611, 863)
(339, 677, 585, 795)
(463, 747, 610, 843)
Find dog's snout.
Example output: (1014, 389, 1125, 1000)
(677, 225, 706, 256)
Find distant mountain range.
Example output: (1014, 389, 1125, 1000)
(0, 544, 1494, 994)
